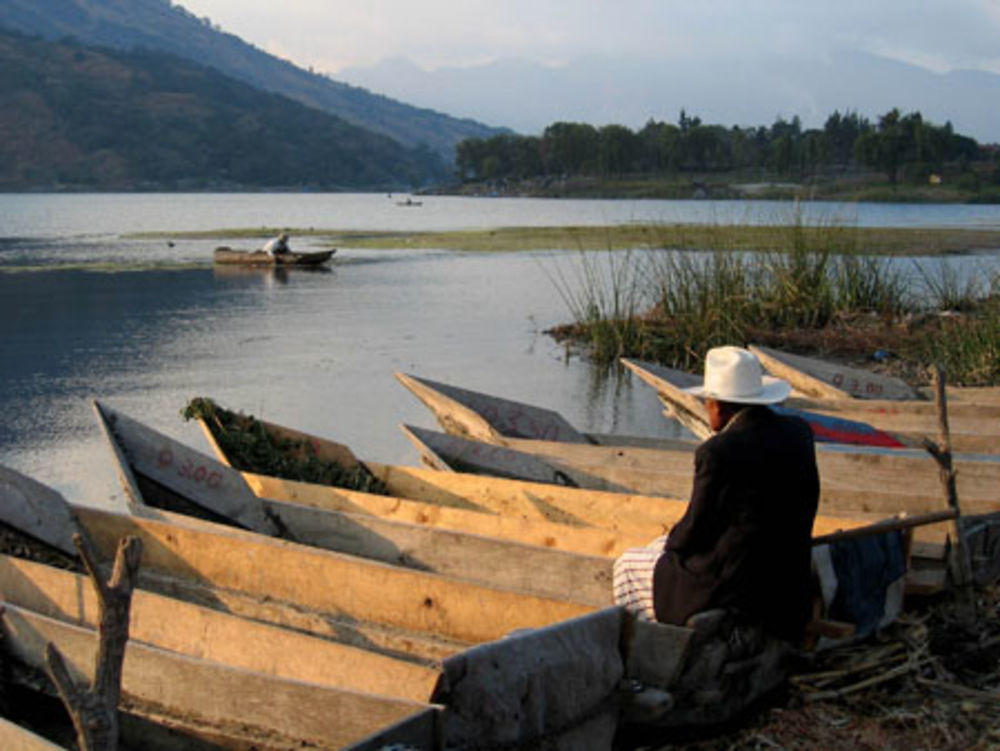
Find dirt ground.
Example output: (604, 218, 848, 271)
(636, 587, 1000, 751)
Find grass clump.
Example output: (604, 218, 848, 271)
(182, 398, 388, 494)
(548, 211, 997, 384)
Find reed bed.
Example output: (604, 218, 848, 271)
(547, 213, 1000, 384)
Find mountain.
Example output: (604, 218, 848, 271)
(0, 29, 449, 190)
(338, 52, 1000, 144)
(0, 0, 503, 161)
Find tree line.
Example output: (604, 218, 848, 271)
(455, 109, 993, 186)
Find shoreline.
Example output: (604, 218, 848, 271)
(133, 224, 1000, 256)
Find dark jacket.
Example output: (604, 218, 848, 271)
(652, 405, 820, 642)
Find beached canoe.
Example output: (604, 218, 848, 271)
(393, 372, 1000, 521)
(0, 463, 633, 749)
(95, 401, 616, 608)
(621, 358, 1000, 454)
(179, 398, 916, 545)
(212, 247, 335, 266)
(749, 344, 1000, 405)
(87, 409, 965, 724)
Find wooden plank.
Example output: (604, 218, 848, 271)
(1, 604, 429, 750)
(403, 425, 962, 529)
(496, 434, 1000, 510)
(0, 718, 64, 751)
(0, 555, 440, 702)
(100, 404, 614, 607)
(95, 401, 279, 534)
(749, 344, 918, 400)
(0, 466, 78, 556)
(248, 473, 650, 558)
(396, 371, 591, 444)
(71, 505, 594, 646)
(435, 606, 624, 750)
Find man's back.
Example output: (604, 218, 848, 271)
(653, 405, 819, 641)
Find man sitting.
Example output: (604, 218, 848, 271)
(262, 233, 291, 258)
(614, 346, 820, 644)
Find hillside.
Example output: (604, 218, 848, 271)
(0, 0, 503, 162)
(0, 30, 449, 190)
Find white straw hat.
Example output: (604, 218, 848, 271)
(683, 346, 791, 404)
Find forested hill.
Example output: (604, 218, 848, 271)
(0, 29, 450, 190)
(0, 0, 502, 162)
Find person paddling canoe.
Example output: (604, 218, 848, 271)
(262, 233, 291, 258)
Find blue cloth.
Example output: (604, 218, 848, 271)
(827, 530, 906, 638)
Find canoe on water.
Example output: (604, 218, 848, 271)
(212, 247, 335, 266)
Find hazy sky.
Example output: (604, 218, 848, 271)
(180, 0, 1000, 75)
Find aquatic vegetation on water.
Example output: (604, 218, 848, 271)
(182, 398, 388, 494)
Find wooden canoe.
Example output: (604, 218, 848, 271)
(621, 357, 1000, 454)
(749, 344, 1000, 405)
(212, 247, 335, 266)
(392, 373, 999, 525)
(95, 401, 616, 608)
(0, 564, 436, 750)
(0, 468, 644, 751)
(178, 398, 907, 548)
(0, 463, 634, 749)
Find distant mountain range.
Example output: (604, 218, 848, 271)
(0, 29, 449, 190)
(338, 52, 1000, 144)
(0, 0, 503, 169)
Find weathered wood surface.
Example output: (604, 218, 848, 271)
(623, 357, 1000, 454)
(402, 426, 978, 542)
(396, 371, 592, 444)
(0, 718, 64, 751)
(77, 504, 593, 647)
(98, 402, 614, 607)
(212, 247, 335, 266)
(491, 433, 1000, 516)
(434, 606, 624, 751)
(0, 555, 440, 702)
(749, 344, 918, 400)
(0, 604, 429, 751)
(248, 472, 650, 558)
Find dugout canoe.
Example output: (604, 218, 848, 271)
(179, 398, 909, 548)
(89, 412, 965, 718)
(0, 475, 438, 749)
(749, 344, 1000, 405)
(393, 373, 1000, 520)
(0, 464, 635, 750)
(212, 247, 335, 266)
(95, 401, 615, 608)
(621, 358, 1000, 454)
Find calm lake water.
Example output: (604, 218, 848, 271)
(2, 193, 1000, 506)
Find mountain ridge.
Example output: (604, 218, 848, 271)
(0, 0, 504, 161)
(0, 28, 448, 190)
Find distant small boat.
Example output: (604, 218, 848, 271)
(396, 198, 423, 207)
(213, 247, 335, 266)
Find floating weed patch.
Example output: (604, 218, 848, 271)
(182, 398, 388, 494)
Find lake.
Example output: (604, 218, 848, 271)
(2, 193, 1000, 506)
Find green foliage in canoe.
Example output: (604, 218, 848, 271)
(182, 398, 388, 495)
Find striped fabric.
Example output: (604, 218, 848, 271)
(612, 535, 668, 621)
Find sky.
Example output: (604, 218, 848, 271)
(177, 1, 1000, 138)
(179, 1, 1000, 74)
